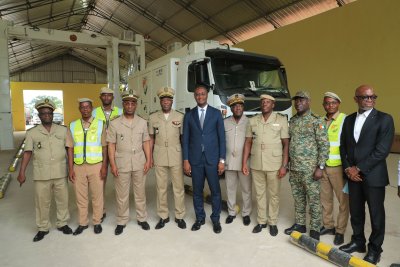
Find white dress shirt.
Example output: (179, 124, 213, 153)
(353, 108, 373, 142)
(197, 104, 208, 120)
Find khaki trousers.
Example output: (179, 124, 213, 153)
(225, 170, 252, 217)
(321, 166, 349, 234)
(34, 178, 70, 231)
(73, 163, 104, 225)
(155, 165, 185, 219)
(252, 169, 281, 225)
(115, 170, 147, 224)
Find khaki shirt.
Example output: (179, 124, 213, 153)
(107, 115, 150, 172)
(25, 124, 73, 181)
(148, 110, 183, 167)
(224, 115, 248, 171)
(246, 113, 289, 171)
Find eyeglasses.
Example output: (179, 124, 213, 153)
(356, 95, 378, 101)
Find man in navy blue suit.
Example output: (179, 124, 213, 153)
(183, 84, 226, 234)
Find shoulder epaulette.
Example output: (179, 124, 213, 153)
(311, 113, 321, 119)
(224, 115, 232, 120)
(110, 115, 121, 121)
(149, 110, 158, 116)
(27, 125, 38, 132)
(174, 109, 184, 115)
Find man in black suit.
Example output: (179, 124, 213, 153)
(339, 85, 394, 264)
(182, 84, 226, 234)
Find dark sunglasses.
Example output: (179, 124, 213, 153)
(356, 95, 378, 101)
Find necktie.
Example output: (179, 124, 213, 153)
(200, 108, 205, 129)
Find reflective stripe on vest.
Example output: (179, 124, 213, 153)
(92, 106, 122, 128)
(326, 113, 346, 167)
(70, 118, 103, 164)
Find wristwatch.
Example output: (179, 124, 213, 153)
(219, 159, 225, 164)
(319, 164, 325, 170)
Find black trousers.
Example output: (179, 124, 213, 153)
(348, 180, 385, 254)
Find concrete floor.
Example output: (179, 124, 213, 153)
(0, 132, 399, 267)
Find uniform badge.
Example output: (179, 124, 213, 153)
(172, 121, 181, 126)
(44, 98, 49, 103)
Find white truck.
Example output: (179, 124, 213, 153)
(128, 39, 292, 118)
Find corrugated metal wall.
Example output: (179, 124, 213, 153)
(10, 54, 107, 84)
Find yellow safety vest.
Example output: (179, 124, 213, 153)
(326, 113, 346, 167)
(92, 106, 122, 128)
(70, 118, 103, 165)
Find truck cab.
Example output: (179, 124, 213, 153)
(128, 40, 291, 118)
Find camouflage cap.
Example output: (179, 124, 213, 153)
(324, 91, 341, 103)
(100, 87, 114, 95)
(121, 89, 139, 101)
(35, 98, 56, 111)
(292, 90, 311, 100)
(260, 94, 275, 101)
(157, 87, 175, 99)
(227, 93, 245, 106)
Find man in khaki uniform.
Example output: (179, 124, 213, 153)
(68, 98, 108, 235)
(149, 87, 186, 230)
(107, 90, 152, 235)
(224, 94, 252, 226)
(18, 98, 73, 242)
(242, 94, 289, 236)
(320, 92, 349, 245)
(92, 86, 123, 222)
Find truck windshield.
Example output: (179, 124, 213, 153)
(211, 58, 289, 99)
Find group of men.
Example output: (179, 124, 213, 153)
(17, 83, 394, 265)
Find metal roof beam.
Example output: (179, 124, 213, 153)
(0, 0, 63, 16)
(210, 0, 306, 41)
(171, 0, 240, 44)
(117, 0, 192, 44)
(89, 7, 167, 54)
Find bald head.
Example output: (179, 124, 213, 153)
(354, 84, 377, 112)
(355, 84, 375, 96)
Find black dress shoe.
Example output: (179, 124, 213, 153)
(243, 216, 251, 226)
(94, 224, 102, 234)
(363, 251, 381, 264)
(175, 218, 187, 229)
(138, 221, 150, 230)
(155, 217, 170, 229)
(284, 224, 306, 235)
(334, 233, 344, 245)
(252, 224, 267, 233)
(213, 222, 222, 234)
(57, 225, 73, 235)
(115, 225, 126, 235)
(191, 220, 205, 231)
(225, 215, 236, 224)
(73, 225, 89, 236)
(33, 231, 49, 242)
(320, 226, 335, 235)
(310, 230, 320, 240)
(269, 225, 278, 236)
(101, 213, 106, 223)
(339, 241, 366, 254)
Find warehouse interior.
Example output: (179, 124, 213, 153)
(0, 0, 399, 266)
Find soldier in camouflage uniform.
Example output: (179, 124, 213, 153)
(284, 91, 329, 241)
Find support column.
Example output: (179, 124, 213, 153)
(0, 21, 14, 150)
